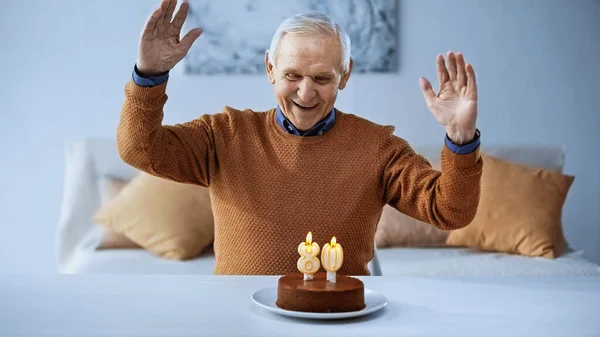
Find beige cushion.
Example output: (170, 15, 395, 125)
(375, 205, 449, 248)
(446, 154, 574, 258)
(96, 176, 140, 249)
(375, 156, 448, 248)
(93, 172, 214, 260)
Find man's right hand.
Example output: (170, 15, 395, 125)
(136, 0, 202, 77)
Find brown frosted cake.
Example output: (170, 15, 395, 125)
(276, 272, 365, 313)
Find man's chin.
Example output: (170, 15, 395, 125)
(292, 108, 326, 121)
(287, 110, 325, 128)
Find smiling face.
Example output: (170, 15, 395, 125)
(266, 32, 352, 131)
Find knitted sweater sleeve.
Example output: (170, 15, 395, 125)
(381, 131, 483, 230)
(116, 79, 217, 187)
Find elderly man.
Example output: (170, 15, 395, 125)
(118, 0, 483, 275)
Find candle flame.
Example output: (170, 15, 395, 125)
(331, 236, 337, 246)
(306, 232, 312, 245)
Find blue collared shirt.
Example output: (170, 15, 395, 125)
(131, 65, 481, 153)
(275, 105, 335, 137)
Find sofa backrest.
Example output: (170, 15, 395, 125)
(55, 138, 566, 272)
(413, 144, 565, 173)
(56, 138, 139, 272)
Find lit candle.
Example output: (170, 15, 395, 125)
(297, 232, 320, 280)
(321, 236, 343, 283)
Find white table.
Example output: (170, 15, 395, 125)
(1, 275, 599, 336)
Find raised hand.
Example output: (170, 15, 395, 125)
(419, 51, 478, 144)
(136, 0, 203, 77)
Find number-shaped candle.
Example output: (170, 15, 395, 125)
(321, 236, 343, 283)
(297, 232, 320, 280)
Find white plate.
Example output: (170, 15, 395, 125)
(251, 287, 387, 319)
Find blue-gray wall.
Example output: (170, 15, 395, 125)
(1, 0, 598, 273)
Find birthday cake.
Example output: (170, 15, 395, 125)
(275, 232, 366, 313)
(276, 272, 365, 313)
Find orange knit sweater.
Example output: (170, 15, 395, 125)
(117, 79, 483, 275)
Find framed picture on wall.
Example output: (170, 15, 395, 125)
(182, 0, 398, 75)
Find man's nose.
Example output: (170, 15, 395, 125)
(297, 78, 316, 102)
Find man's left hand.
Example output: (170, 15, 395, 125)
(419, 51, 478, 145)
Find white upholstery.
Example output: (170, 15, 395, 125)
(68, 246, 600, 276)
(56, 139, 139, 273)
(56, 138, 595, 276)
(70, 249, 217, 275)
(375, 247, 600, 276)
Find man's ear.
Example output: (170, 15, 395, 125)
(338, 57, 353, 90)
(265, 51, 276, 84)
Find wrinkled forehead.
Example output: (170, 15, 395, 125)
(275, 32, 343, 75)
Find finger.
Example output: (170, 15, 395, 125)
(180, 28, 203, 52)
(154, 0, 171, 35)
(446, 51, 457, 81)
(171, 1, 190, 34)
(456, 53, 467, 87)
(436, 54, 449, 91)
(163, 0, 177, 25)
(419, 77, 437, 108)
(142, 6, 163, 39)
(466, 63, 478, 99)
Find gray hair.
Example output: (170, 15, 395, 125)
(267, 12, 352, 74)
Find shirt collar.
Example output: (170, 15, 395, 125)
(275, 105, 336, 136)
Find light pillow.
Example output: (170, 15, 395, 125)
(446, 154, 574, 258)
(96, 176, 140, 249)
(375, 205, 449, 248)
(93, 172, 214, 260)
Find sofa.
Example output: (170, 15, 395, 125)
(56, 138, 600, 276)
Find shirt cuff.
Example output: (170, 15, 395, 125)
(445, 129, 481, 154)
(132, 64, 169, 87)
